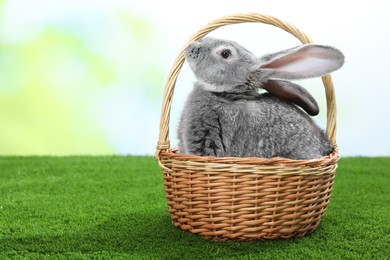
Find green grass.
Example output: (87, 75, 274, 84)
(0, 156, 389, 259)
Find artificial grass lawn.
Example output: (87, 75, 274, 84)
(0, 156, 389, 259)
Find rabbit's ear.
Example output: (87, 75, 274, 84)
(262, 79, 319, 116)
(256, 44, 344, 80)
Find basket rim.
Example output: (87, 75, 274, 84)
(160, 148, 340, 171)
(156, 13, 338, 159)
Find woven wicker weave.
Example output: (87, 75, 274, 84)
(155, 13, 340, 240)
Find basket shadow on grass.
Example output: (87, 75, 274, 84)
(3, 194, 388, 259)
(3, 210, 338, 259)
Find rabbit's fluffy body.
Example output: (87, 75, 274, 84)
(178, 38, 344, 160)
(178, 85, 333, 159)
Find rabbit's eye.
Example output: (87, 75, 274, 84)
(220, 49, 231, 59)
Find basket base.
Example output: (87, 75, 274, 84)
(170, 209, 325, 241)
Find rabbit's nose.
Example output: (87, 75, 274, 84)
(186, 42, 202, 60)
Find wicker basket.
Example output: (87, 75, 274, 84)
(155, 13, 340, 240)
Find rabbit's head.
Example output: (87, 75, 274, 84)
(185, 37, 258, 92)
(185, 37, 344, 116)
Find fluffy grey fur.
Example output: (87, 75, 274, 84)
(178, 37, 344, 160)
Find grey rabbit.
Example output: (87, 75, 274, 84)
(177, 37, 344, 159)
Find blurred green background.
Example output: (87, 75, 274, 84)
(1, 0, 389, 156)
(0, 1, 165, 155)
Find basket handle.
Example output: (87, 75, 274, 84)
(155, 13, 337, 157)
